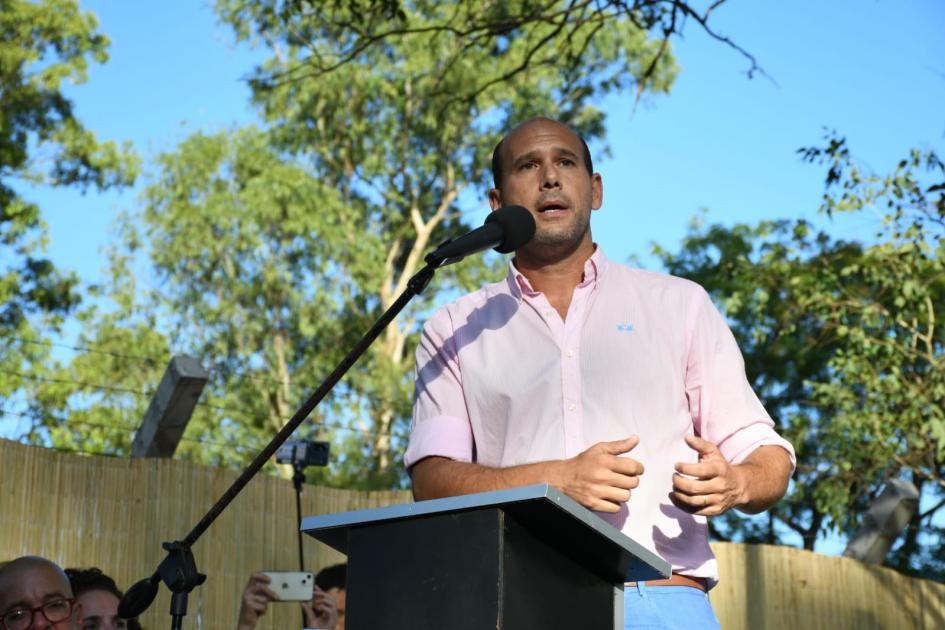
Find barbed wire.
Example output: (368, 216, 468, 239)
(0, 374, 397, 440)
(4, 335, 378, 389)
(0, 406, 406, 459)
(0, 407, 260, 456)
(0, 368, 154, 397)
(5, 336, 162, 366)
(6, 336, 286, 386)
(2, 347, 410, 441)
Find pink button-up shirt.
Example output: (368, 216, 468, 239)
(405, 247, 795, 584)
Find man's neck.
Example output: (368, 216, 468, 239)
(514, 239, 596, 319)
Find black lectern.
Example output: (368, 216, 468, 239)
(302, 484, 670, 629)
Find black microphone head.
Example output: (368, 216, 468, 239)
(118, 574, 160, 619)
(485, 205, 535, 254)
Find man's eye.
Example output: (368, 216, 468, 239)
(558, 158, 575, 166)
(5, 609, 29, 622)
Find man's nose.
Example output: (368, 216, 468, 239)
(540, 164, 560, 189)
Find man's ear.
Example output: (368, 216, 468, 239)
(591, 172, 603, 210)
(487, 187, 503, 211)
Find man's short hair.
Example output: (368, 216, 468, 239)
(315, 563, 346, 591)
(66, 566, 143, 630)
(65, 567, 122, 599)
(491, 119, 594, 189)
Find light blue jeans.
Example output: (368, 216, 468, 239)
(624, 583, 721, 629)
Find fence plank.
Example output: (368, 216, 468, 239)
(0, 440, 411, 629)
(3, 440, 943, 629)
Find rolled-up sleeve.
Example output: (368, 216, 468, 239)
(685, 289, 796, 468)
(404, 307, 474, 470)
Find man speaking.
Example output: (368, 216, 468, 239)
(404, 117, 794, 628)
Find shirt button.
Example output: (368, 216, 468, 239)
(545, 310, 554, 317)
(568, 403, 576, 411)
(566, 350, 574, 358)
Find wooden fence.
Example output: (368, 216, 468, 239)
(1, 439, 942, 629)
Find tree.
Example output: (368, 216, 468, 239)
(0, 0, 136, 413)
(215, 0, 679, 485)
(656, 136, 945, 577)
(30, 0, 690, 486)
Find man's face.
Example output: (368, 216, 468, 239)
(488, 119, 602, 257)
(0, 561, 78, 630)
(326, 587, 345, 630)
(74, 590, 125, 630)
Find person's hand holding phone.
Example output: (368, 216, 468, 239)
(301, 587, 338, 630)
(236, 573, 279, 630)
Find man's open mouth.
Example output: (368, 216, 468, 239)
(538, 201, 568, 212)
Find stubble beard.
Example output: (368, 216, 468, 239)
(533, 205, 590, 246)
(522, 208, 592, 262)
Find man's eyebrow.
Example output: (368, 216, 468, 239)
(2, 592, 70, 611)
(0, 593, 69, 612)
(43, 591, 69, 601)
(512, 147, 580, 166)
(553, 147, 580, 160)
(511, 150, 541, 167)
(2, 600, 31, 612)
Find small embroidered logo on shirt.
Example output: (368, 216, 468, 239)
(616, 323, 634, 332)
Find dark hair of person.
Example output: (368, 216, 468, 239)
(315, 563, 347, 591)
(66, 567, 122, 599)
(491, 120, 594, 189)
(65, 567, 144, 630)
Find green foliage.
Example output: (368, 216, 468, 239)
(209, 0, 675, 483)
(29, 315, 171, 456)
(657, 136, 945, 577)
(0, 0, 137, 405)
(28, 1, 681, 486)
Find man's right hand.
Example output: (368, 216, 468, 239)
(553, 436, 644, 512)
(411, 436, 643, 512)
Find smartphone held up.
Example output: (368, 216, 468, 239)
(260, 570, 314, 602)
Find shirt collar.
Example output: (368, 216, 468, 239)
(505, 245, 608, 301)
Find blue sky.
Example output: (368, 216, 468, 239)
(38, 1, 945, 283)
(13, 0, 945, 551)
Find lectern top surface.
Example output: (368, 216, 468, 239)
(301, 483, 670, 582)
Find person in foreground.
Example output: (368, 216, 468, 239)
(65, 567, 142, 630)
(0, 556, 80, 630)
(314, 564, 345, 630)
(405, 117, 795, 629)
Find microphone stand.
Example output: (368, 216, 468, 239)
(292, 463, 306, 628)
(293, 463, 306, 572)
(120, 261, 443, 628)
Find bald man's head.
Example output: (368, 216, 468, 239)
(0, 556, 77, 629)
(491, 117, 593, 189)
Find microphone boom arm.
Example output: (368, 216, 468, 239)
(120, 205, 534, 628)
(120, 264, 437, 627)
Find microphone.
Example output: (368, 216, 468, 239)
(425, 205, 535, 267)
(118, 573, 159, 619)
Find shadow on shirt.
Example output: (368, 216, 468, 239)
(415, 293, 520, 399)
(650, 501, 709, 566)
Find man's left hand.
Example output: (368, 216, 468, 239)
(302, 586, 338, 630)
(671, 434, 746, 516)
